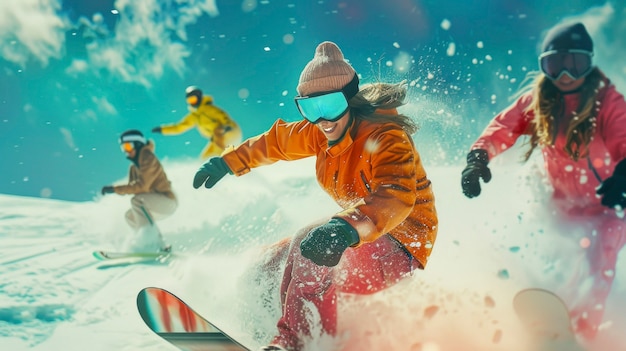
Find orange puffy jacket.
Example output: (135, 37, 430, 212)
(222, 117, 438, 268)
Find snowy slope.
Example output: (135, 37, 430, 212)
(1, 158, 625, 351)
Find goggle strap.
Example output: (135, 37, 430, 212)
(343, 74, 360, 101)
(120, 135, 146, 144)
(539, 49, 593, 58)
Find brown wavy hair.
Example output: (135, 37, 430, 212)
(348, 81, 419, 135)
(522, 67, 605, 161)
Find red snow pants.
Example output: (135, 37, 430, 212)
(269, 221, 420, 351)
(559, 207, 626, 340)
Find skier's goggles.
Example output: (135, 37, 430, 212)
(120, 142, 134, 153)
(186, 95, 199, 106)
(295, 91, 350, 124)
(539, 50, 593, 81)
(294, 74, 359, 124)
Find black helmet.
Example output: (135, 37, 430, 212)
(119, 129, 146, 150)
(185, 85, 203, 107)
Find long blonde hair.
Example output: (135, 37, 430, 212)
(523, 67, 605, 161)
(348, 81, 419, 135)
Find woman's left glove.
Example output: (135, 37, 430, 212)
(300, 218, 360, 267)
(193, 157, 231, 189)
(101, 185, 115, 195)
(596, 158, 626, 209)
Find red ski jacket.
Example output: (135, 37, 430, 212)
(472, 77, 626, 214)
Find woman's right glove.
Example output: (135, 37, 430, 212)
(193, 157, 231, 189)
(101, 185, 115, 195)
(596, 158, 626, 209)
(300, 218, 360, 267)
(461, 149, 492, 198)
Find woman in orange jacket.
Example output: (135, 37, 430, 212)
(192, 41, 438, 351)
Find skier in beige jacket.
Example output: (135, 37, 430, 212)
(101, 129, 177, 252)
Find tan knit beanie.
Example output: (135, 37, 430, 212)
(297, 41, 357, 96)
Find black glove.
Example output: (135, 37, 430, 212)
(596, 158, 626, 209)
(151, 126, 162, 133)
(101, 185, 115, 195)
(461, 149, 492, 198)
(300, 218, 360, 267)
(193, 157, 231, 189)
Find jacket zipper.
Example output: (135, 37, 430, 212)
(360, 170, 372, 193)
(551, 100, 562, 146)
(587, 156, 603, 183)
(333, 171, 340, 198)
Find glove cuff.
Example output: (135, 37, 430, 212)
(329, 217, 360, 246)
(467, 149, 489, 165)
(613, 158, 626, 177)
(215, 157, 234, 175)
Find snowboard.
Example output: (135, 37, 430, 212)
(513, 288, 586, 351)
(136, 287, 251, 351)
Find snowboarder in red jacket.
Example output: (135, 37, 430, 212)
(461, 22, 626, 341)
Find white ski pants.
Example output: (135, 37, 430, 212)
(125, 193, 178, 231)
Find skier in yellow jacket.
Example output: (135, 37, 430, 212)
(152, 86, 242, 159)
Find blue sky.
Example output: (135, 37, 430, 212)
(0, 0, 623, 201)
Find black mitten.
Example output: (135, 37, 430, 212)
(101, 185, 115, 195)
(461, 149, 492, 198)
(596, 158, 626, 209)
(192, 157, 231, 189)
(300, 218, 360, 267)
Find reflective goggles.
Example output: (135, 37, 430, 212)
(186, 95, 199, 106)
(539, 49, 593, 81)
(294, 74, 359, 124)
(295, 91, 349, 124)
(120, 142, 134, 153)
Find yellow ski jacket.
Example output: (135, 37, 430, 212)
(160, 96, 237, 139)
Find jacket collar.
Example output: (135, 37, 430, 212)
(325, 116, 358, 158)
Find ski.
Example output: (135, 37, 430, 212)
(92, 250, 170, 261)
(137, 287, 252, 351)
(92, 249, 173, 269)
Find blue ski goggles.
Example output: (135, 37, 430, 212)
(539, 49, 593, 81)
(295, 91, 350, 124)
(295, 74, 359, 124)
